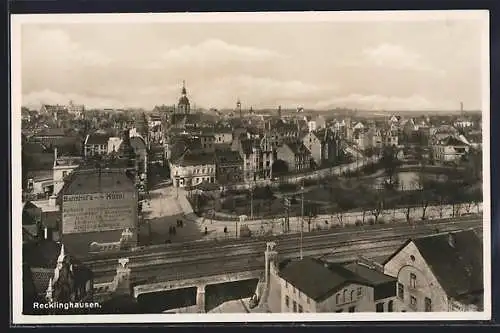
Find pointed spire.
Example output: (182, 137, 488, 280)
(46, 277, 53, 301)
(182, 80, 187, 95)
(57, 244, 65, 263)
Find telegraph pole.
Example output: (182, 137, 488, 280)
(250, 182, 254, 220)
(300, 180, 304, 260)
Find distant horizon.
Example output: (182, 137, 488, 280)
(16, 12, 487, 112)
(21, 103, 482, 115)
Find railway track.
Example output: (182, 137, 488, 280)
(85, 215, 481, 263)
(90, 218, 482, 283)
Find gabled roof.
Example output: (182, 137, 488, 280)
(439, 136, 469, 146)
(279, 257, 372, 302)
(173, 151, 216, 167)
(61, 168, 137, 195)
(42, 105, 67, 113)
(35, 127, 67, 137)
(383, 229, 483, 301)
(283, 142, 310, 156)
(85, 133, 110, 145)
(240, 139, 258, 155)
(215, 150, 243, 164)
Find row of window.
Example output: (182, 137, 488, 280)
(335, 287, 363, 305)
(285, 296, 304, 313)
(194, 167, 214, 174)
(397, 281, 432, 312)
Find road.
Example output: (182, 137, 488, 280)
(86, 217, 482, 284)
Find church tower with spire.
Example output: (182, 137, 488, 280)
(237, 98, 242, 118)
(177, 80, 191, 115)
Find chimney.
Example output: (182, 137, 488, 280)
(48, 195, 57, 207)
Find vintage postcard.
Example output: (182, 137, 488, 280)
(11, 10, 491, 324)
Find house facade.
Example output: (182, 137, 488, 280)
(237, 135, 274, 182)
(276, 142, 311, 173)
(383, 230, 483, 312)
(432, 136, 470, 163)
(273, 257, 395, 313)
(170, 151, 216, 187)
(214, 150, 243, 184)
(84, 133, 110, 158)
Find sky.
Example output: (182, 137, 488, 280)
(18, 13, 487, 111)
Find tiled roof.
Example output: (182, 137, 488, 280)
(439, 136, 468, 146)
(343, 262, 396, 285)
(215, 150, 243, 164)
(23, 142, 47, 154)
(23, 239, 65, 268)
(240, 139, 258, 155)
(413, 230, 483, 299)
(35, 128, 67, 137)
(27, 170, 53, 181)
(284, 142, 310, 156)
(174, 151, 216, 167)
(279, 257, 372, 302)
(42, 105, 68, 113)
(86, 133, 110, 145)
(61, 168, 137, 195)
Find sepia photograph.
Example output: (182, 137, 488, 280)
(11, 10, 491, 323)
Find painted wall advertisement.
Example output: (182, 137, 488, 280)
(62, 192, 137, 234)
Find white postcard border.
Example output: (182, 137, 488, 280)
(10, 10, 492, 324)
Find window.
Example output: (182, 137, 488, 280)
(357, 287, 362, 297)
(335, 309, 343, 313)
(343, 289, 347, 303)
(293, 287, 296, 294)
(285, 281, 288, 288)
(388, 300, 394, 312)
(350, 290, 356, 301)
(425, 297, 432, 312)
(397, 283, 405, 300)
(293, 301, 297, 312)
(298, 305, 303, 313)
(376, 303, 384, 312)
(410, 296, 417, 309)
(336, 294, 340, 304)
(62, 171, 68, 178)
(285, 296, 290, 308)
(348, 306, 356, 313)
(306, 297, 310, 304)
(410, 273, 417, 289)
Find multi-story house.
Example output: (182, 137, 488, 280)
(271, 257, 396, 313)
(383, 125, 399, 147)
(432, 135, 470, 163)
(198, 134, 216, 153)
(213, 128, 233, 149)
(67, 100, 85, 118)
(383, 230, 483, 312)
(214, 150, 243, 184)
(170, 151, 216, 188)
(148, 112, 163, 144)
(366, 127, 383, 150)
(302, 129, 341, 168)
(84, 133, 110, 158)
(52, 148, 82, 195)
(276, 142, 311, 173)
(236, 135, 274, 182)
